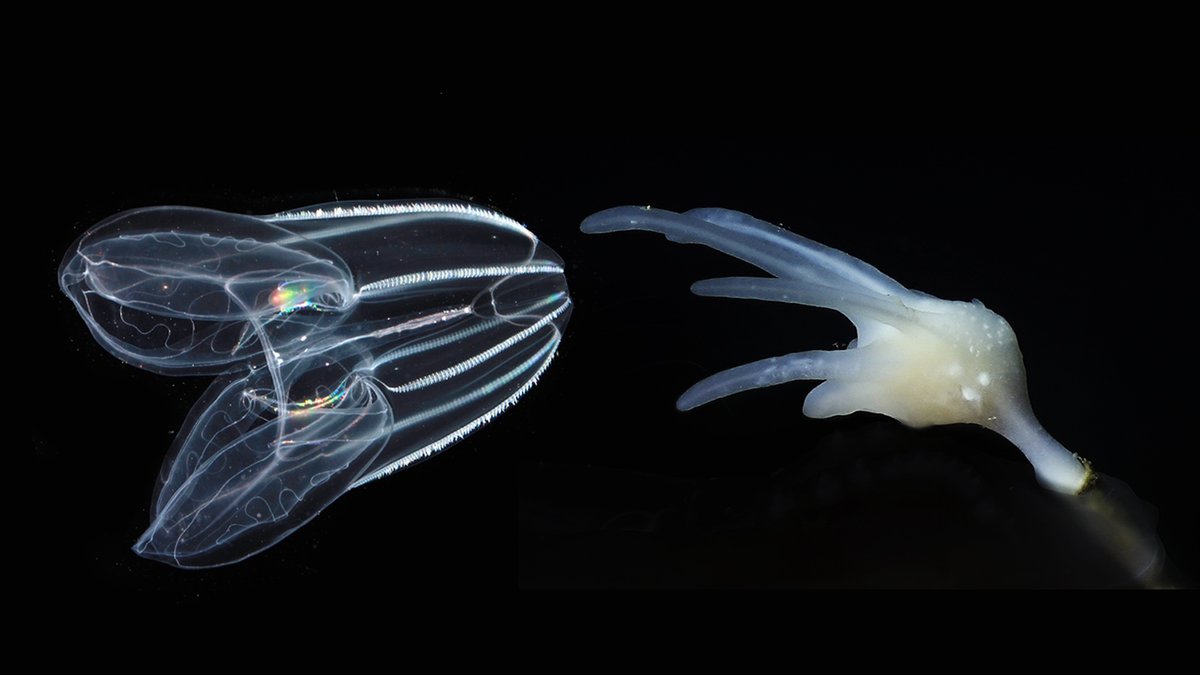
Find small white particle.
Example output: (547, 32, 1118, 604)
(978, 372, 991, 386)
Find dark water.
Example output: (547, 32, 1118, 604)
(33, 136, 1196, 596)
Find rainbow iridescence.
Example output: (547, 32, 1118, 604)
(270, 281, 315, 314)
(287, 380, 350, 416)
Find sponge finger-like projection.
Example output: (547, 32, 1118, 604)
(582, 206, 1090, 495)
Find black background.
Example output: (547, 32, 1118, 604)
(32, 136, 1196, 597)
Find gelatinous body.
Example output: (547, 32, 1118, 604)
(62, 201, 571, 567)
(582, 206, 1090, 495)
